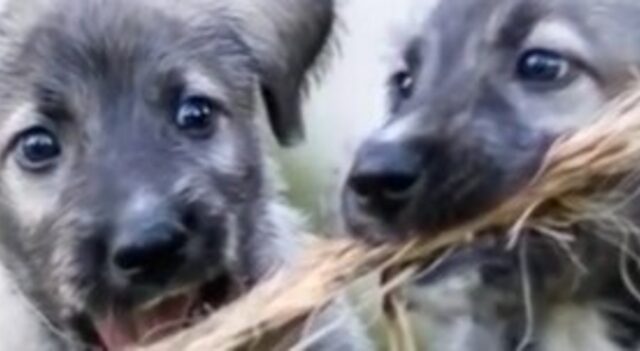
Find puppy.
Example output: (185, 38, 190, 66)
(0, 0, 366, 349)
(343, 0, 640, 350)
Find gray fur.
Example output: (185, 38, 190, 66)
(0, 0, 366, 349)
(343, 0, 640, 350)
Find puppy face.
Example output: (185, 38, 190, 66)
(0, 0, 331, 348)
(343, 0, 640, 241)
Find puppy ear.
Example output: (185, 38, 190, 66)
(237, 0, 334, 147)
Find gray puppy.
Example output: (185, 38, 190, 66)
(0, 0, 366, 349)
(343, 0, 640, 350)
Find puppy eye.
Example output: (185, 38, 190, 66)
(174, 96, 220, 137)
(516, 48, 573, 84)
(16, 127, 62, 172)
(391, 70, 415, 101)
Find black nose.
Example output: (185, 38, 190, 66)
(112, 218, 189, 284)
(347, 141, 422, 218)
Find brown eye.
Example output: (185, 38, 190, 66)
(174, 96, 220, 137)
(392, 70, 415, 100)
(516, 48, 572, 83)
(16, 127, 61, 172)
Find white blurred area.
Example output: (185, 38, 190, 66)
(0, 264, 56, 350)
(278, 0, 420, 232)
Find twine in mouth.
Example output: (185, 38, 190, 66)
(141, 86, 640, 351)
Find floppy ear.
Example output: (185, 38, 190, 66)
(235, 0, 334, 147)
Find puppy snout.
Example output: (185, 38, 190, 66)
(347, 140, 422, 219)
(112, 206, 192, 285)
(113, 224, 187, 279)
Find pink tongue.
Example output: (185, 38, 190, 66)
(96, 293, 195, 351)
(96, 314, 136, 351)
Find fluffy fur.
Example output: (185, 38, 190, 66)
(0, 0, 366, 349)
(342, 0, 640, 350)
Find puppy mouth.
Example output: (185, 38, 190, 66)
(88, 274, 238, 351)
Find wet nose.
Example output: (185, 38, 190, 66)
(112, 210, 190, 284)
(347, 140, 423, 218)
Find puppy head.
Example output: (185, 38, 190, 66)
(0, 0, 332, 348)
(343, 0, 640, 241)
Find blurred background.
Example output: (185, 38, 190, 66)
(269, 1, 422, 344)
(275, 0, 419, 234)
